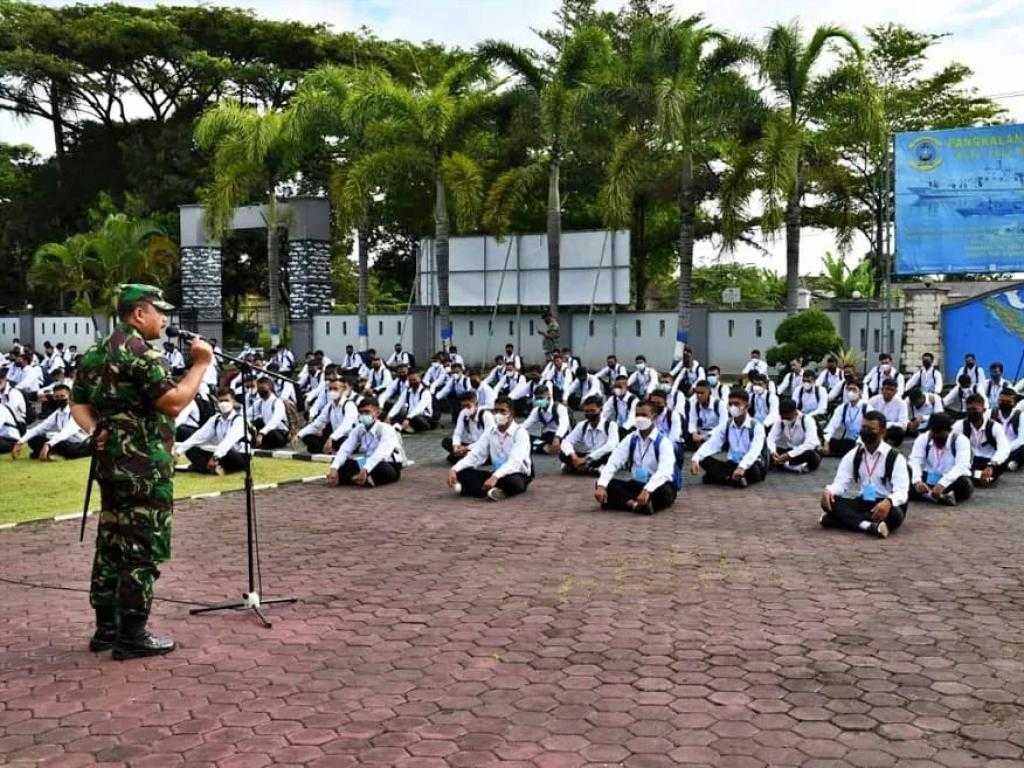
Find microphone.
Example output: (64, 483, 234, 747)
(165, 325, 200, 342)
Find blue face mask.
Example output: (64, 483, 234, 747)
(358, 414, 375, 428)
(534, 399, 549, 410)
(707, 375, 718, 386)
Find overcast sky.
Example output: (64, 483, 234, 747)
(4, 0, 1022, 275)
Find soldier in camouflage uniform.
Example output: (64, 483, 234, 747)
(71, 284, 213, 660)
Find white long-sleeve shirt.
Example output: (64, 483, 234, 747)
(741, 358, 768, 377)
(388, 384, 433, 421)
(823, 400, 867, 441)
(595, 363, 628, 384)
(563, 374, 603, 405)
(366, 365, 393, 395)
(175, 399, 202, 430)
(602, 392, 638, 430)
(502, 352, 522, 370)
(688, 396, 727, 436)
(0, 400, 20, 441)
(21, 405, 89, 447)
(955, 364, 987, 389)
(777, 369, 804, 398)
(0, 383, 27, 423)
(434, 373, 473, 401)
(670, 361, 704, 388)
(867, 394, 909, 431)
(298, 397, 359, 441)
(793, 384, 829, 418)
(562, 416, 620, 462)
(909, 432, 972, 488)
(905, 366, 943, 395)
(992, 408, 1024, 453)
(540, 362, 572, 392)
(943, 385, 987, 413)
(451, 407, 496, 447)
(385, 350, 411, 368)
(953, 415, 1010, 464)
(254, 394, 287, 434)
(176, 412, 247, 458)
(331, 419, 402, 471)
(164, 349, 185, 369)
(908, 393, 944, 427)
(271, 349, 295, 372)
(626, 366, 658, 396)
(475, 381, 497, 410)
(452, 421, 532, 478)
(865, 366, 905, 397)
(652, 408, 685, 444)
(816, 369, 846, 402)
(597, 428, 676, 493)
(522, 402, 571, 438)
(746, 387, 779, 429)
(340, 352, 363, 370)
(13, 365, 44, 395)
(984, 377, 1013, 403)
(692, 415, 766, 471)
(827, 442, 909, 507)
(767, 413, 820, 457)
(380, 376, 408, 406)
(423, 361, 447, 386)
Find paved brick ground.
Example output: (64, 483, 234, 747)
(3, 432, 1024, 767)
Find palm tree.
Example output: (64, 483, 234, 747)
(760, 22, 863, 314)
(477, 27, 612, 324)
(603, 19, 757, 348)
(194, 100, 303, 346)
(818, 252, 875, 299)
(335, 63, 496, 348)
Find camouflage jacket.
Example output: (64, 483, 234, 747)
(72, 322, 176, 486)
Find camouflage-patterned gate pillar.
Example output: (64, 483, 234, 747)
(285, 198, 333, 356)
(178, 204, 223, 343)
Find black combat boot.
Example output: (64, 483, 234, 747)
(89, 607, 118, 652)
(112, 610, 176, 661)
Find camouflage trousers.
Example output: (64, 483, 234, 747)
(89, 479, 173, 620)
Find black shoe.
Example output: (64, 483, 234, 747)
(89, 608, 118, 652)
(112, 614, 176, 661)
(635, 502, 655, 516)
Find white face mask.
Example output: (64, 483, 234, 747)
(636, 363, 646, 372)
(845, 390, 860, 403)
(634, 416, 653, 432)
(802, 382, 813, 391)
(752, 385, 765, 395)
(465, 405, 477, 416)
(612, 387, 625, 397)
(494, 412, 511, 426)
(328, 390, 343, 402)
(217, 401, 234, 415)
(728, 405, 745, 418)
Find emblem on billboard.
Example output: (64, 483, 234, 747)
(908, 136, 942, 171)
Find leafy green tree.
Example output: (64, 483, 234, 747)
(811, 253, 876, 299)
(759, 22, 862, 314)
(194, 100, 305, 345)
(477, 26, 612, 324)
(334, 63, 497, 347)
(766, 308, 842, 366)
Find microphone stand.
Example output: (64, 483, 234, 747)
(186, 344, 298, 627)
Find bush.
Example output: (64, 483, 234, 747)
(766, 309, 842, 367)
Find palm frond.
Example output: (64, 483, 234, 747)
(439, 151, 484, 230)
(600, 130, 647, 227)
(475, 40, 545, 92)
(482, 161, 548, 234)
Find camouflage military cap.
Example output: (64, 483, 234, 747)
(116, 284, 174, 313)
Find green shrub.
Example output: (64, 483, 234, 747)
(766, 309, 842, 367)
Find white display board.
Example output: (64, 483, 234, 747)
(418, 230, 630, 307)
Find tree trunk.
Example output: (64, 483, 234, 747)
(784, 161, 804, 314)
(632, 195, 648, 310)
(676, 153, 695, 360)
(434, 172, 451, 350)
(266, 190, 281, 346)
(546, 159, 561, 323)
(357, 229, 370, 352)
(49, 80, 66, 189)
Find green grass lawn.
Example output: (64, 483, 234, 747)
(0, 456, 326, 526)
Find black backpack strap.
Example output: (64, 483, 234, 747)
(852, 446, 864, 478)
(883, 450, 899, 484)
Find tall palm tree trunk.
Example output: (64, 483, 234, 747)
(546, 159, 561, 323)
(784, 162, 804, 315)
(434, 173, 452, 350)
(357, 229, 370, 352)
(632, 195, 648, 310)
(266, 191, 282, 346)
(676, 154, 695, 360)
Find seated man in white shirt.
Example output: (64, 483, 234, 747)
(670, 349, 704, 394)
(687, 379, 727, 451)
(820, 410, 909, 539)
(954, 352, 986, 391)
(522, 385, 572, 455)
(943, 373, 987, 420)
(992, 387, 1024, 471)
(740, 349, 768, 382)
(865, 353, 904, 398)
(174, 392, 207, 442)
(816, 356, 845, 405)
(690, 388, 768, 488)
(792, 369, 829, 424)
(252, 376, 290, 449)
(14, 384, 92, 460)
(594, 400, 678, 515)
(984, 362, 1011, 404)
(442, 390, 495, 465)
(387, 370, 436, 433)
(563, 367, 603, 411)
(627, 356, 657, 398)
(595, 355, 628, 393)
(174, 388, 249, 474)
(448, 396, 533, 502)
(704, 366, 728, 401)
(296, 378, 359, 454)
(0, 394, 20, 454)
(502, 344, 522, 371)
(908, 413, 973, 506)
(777, 359, 805, 398)
(954, 393, 1010, 487)
(340, 345, 364, 378)
(822, 380, 868, 457)
(561, 395, 620, 476)
(905, 387, 944, 437)
(602, 374, 638, 432)
(746, 372, 780, 430)
(905, 352, 942, 395)
(0, 367, 28, 429)
(365, 355, 394, 399)
(767, 398, 821, 473)
(867, 378, 909, 437)
(447, 345, 465, 367)
(328, 398, 403, 488)
(433, 362, 474, 424)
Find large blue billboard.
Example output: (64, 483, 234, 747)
(942, 284, 1024, 381)
(895, 124, 1024, 275)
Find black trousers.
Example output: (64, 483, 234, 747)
(699, 456, 766, 486)
(531, 431, 560, 454)
(456, 468, 530, 498)
(184, 446, 249, 474)
(772, 448, 821, 472)
(27, 434, 91, 459)
(822, 496, 906, 533)
(336, 459, 401, 486)
(828, 437, 858, 457)
(301, 430, 334, 454)
(971, 455, 1005, 484)
(558, 450, 610, 475)
(0, 436, 16, 454)
(252, 420, 289, 449)
(1010, 445, 1024, 466)
(392, 410, 435, 432)
(441, 436, 473, 465)
(604, 479, 676, 512)
(175, 424, 199, 442)
(910, 475, 973, 503)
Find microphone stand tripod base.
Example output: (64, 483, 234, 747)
(189, 593, 298, 629)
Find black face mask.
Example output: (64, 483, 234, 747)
(933, 433, 949, 446)
(968, 411, 984, 425)
(1000, 402, 1014, 415)
(965, 361, 975, 369)
(922, 360, 932, 368)
(258, 390, 271, 399)
(860, 429, 880, 447)
(53, 398, 69, 408)
(585, 413, 600, 423)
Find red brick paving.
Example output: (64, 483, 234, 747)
(3, 463, 1024, 767)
